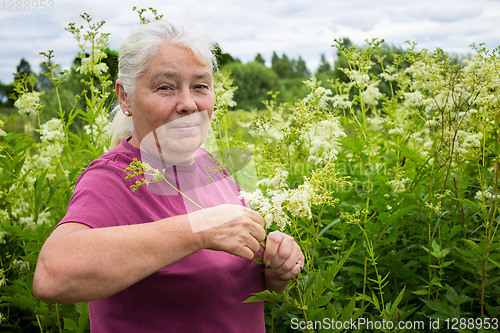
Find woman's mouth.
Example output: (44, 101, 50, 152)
(170, 122, 200, 133)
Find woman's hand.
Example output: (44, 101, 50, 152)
(191, 204, 267, 260)
(261, 231, 304, 293)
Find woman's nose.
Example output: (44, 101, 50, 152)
(175, 89, 197, 114)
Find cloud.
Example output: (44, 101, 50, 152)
(1, 0, 500, 83)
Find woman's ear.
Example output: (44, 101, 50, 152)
(116, 79, 131, 111)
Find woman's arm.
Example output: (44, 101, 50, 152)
(33, 204, 265, 303)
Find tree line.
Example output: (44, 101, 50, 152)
(0, 38, 427, 113)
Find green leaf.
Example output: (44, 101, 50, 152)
(308, 295, 333, 310)
(77, 302, 89, 333)
(252, 257, 264, 265)
(488, 257, 500, 269)
(317, 218, 340, 238)
(243, 290, 294, 306)
(371, 290, 380, 311)
(64, 317, 78, 331)
(462, 238, 480, 252)
(444, 287, 471, 306)
(388, 286, 406, 315)
(1, 295, 37, 310)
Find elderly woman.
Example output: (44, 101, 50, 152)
(33, 19, 304, 332)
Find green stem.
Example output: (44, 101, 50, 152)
(55, 303, 62, 333)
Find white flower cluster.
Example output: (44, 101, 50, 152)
(332, 94, 352, 109)
(363, 82, 382, 107)
(0, 119, 7, 137)
(403, 91, 425, 108)
(366, 116, 384, 131)
(475, 188, 499, 202)
(77, 48, 108, 76)
(388, 177, 410, 193)
(287, 183, 315, 219)
(239, 188, 290, 230)
(239, 164, 332, 230)
(84, 112, 111, 147)
(303, 82, 334, 110)
(256, 165, 288, 188)
(38, 118, 65, 143)
(454, 130, 483, 156)
(306, 116, 346, 165)
(344, 69, 370, 87)
(18, 211, 51, 231)
(14, 91, 42, 117)
(11, 259, 29, 273)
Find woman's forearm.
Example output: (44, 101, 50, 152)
(33, 215, 202, 303)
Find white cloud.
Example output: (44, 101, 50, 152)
(1, 0, 499, 83)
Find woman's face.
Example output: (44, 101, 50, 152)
(120, 42, 215, 163)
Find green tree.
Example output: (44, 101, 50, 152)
(315, 53, 333, 78)
(293, 56, 310, 78)
(0, 82, 15, 107)
(254, 53, 266, 66)
(221, 61, 279, 110)
(16, 58, 33, 77)
(36, 62, 54, 92)
(213, 43, 239, 68)
(103, 48, 119, 82)
(271, 52, 295, 79)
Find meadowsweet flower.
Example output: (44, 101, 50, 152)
(474, 188, 498, 202)
(33, 154, 52, 169)
(37, 211, 52, 225)
(257, 166, 288, 189)
(453, 130, 483, 157)
(239, 188, 266, 207)
(364, 143, 380, 157)
(367, 116, 384, 131)
(38, 118, 65, 143)
(77, 48, 108, 76)
(303, 78, 334, 110)
(287, 183, 314, 219)
(388, 177, 410, 193)
(344, 69, 370, 87)
(238, 189, 290, 229)
(380, 72, 397, 81)
(12, 259, 29, 273)
(363, 82, 382, 107)
(14, 91, 42, 116)
(84, 112, 111, 146)
(403, 91, 424, 108)
(332, 94, 352, 109)
(19, 216, 36, 231)
(0, 119, 7, 136)
(306, 116, 346, 164)
(389, 127, 404, 135)
(220, 91, 236, 108)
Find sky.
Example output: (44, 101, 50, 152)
(1, 0, 500, 84)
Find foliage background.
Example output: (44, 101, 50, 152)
(1, 9, 499, 332)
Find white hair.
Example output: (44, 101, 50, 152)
(110, 19, 217, 148)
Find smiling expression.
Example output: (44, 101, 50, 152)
(117, 42, 215, 162)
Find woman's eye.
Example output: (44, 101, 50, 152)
(157, 86, 172, 91)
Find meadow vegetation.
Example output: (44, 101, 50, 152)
(1, 9, 499, 332)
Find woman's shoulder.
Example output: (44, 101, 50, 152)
(77, 139, 140, 186)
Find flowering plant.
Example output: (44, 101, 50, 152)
(0, 11, 499, 333)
